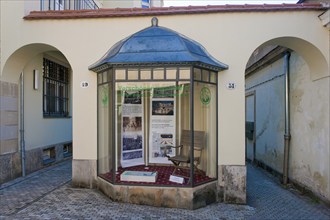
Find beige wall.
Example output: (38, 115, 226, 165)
(1, 1, 329, 169)
(246, 51, 330, 200)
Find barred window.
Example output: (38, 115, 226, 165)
(43, 58, 69, 117)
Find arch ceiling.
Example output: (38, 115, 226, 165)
(251, 37, 329, 80)
(1, 43, 71, 79)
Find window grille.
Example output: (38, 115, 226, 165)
(40, 0, 99, 11)
(43, 58, 69, 117)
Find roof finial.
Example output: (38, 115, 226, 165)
(151, 17, 158, 27)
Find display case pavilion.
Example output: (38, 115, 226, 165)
(89, 17, 228, 209)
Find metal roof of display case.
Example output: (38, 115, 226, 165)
(89, 17, 228, 72)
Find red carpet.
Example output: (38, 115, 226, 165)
(99, 165, 215, 186)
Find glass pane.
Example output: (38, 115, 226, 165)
(179, 68, 190, 79)
(115, 82, 145, 183)
(113, 81, 192, 186)
(194, 68, 201, 81)
(98, 73, 102, 84)
(116, 69, 126, 80)
(103, 71, 108, 83)
(166, 68, 177, 80)
(128, 69, 139, 80)
(140, 69, 151, 80)
(153, 68, 164, 80)
(176, 83, 192, 185)
(210, 71, 217, 83)
(202, 70, 209, 82)
(97, 83, 113, 182)
(193, 82, 217, 186)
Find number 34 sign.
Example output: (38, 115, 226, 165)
(226, 82, 236, 90)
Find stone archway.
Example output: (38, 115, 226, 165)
(245, 36, 330, 201)
(0, 43, 73, 183)
(258, 37, 329, 80)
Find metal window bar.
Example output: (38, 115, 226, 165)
(43, 58, 69, 117)
(40, 0, 98, 11)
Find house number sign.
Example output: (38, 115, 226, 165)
(80, 81, 89, 88)
(226, 82, 236, 90)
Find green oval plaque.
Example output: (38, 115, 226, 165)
(101, 87, 109, 106)
(200, 87, 211, 105)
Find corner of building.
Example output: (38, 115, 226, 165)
(218, 165, 247, 204)
(72, 159, 98, 189)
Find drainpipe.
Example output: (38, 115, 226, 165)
(20, 72, 26, 177)
(283, 52, 291, 185)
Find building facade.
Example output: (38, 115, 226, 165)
(99, 0, 163, 8)
(26, 0, 164, 12)
(0, 0, 163, 184)
(1, 0, 329, 208)
(246, 44, 330, 203)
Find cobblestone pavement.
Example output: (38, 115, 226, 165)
(0, 160, 329, 220)
(247, 164, 330, 220)
(0, 160, 71, 217)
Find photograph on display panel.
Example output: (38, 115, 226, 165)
(123, 116, 142, 132)
(123, 150, 143, 160)
(122, 134, 143, 151)
(152, 133, 174, 158)
(123, 90, 142, 104)
(152, 100, 174, 116)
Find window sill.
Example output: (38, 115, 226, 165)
(43, 158, 56, 165)
(63, 152, 72, 158)
(43, 115, 72, 119)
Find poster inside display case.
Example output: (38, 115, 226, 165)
(121, 90, 144, 168)
(149, 87, 176, 164)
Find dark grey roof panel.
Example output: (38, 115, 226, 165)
(89, 18, 228, 72)
(121, 35, 186, 53)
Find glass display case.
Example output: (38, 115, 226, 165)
(97, 66, 218, 187)
(92, 17, 227, 189)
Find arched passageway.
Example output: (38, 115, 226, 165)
(245, 37, 330, 202)
(0, 43, 73, 183)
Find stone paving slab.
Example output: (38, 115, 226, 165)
(0, 160, 71, 216)
(246, 164, 330, 220)
(0, 160, 329, 220)
(2, 184, 255, 220)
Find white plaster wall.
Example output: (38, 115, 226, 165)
(289, 53, 330, 201)
(0, 51, 72, 151)
(24, 0, 40, 15)
(23, 53, 72, 150)
(1, 1, 329, 169)
(150, 0, 163, 7)
(245, 51, 330, 201)
(246, 58, 286, 173)
(100, 0, 142, 8)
